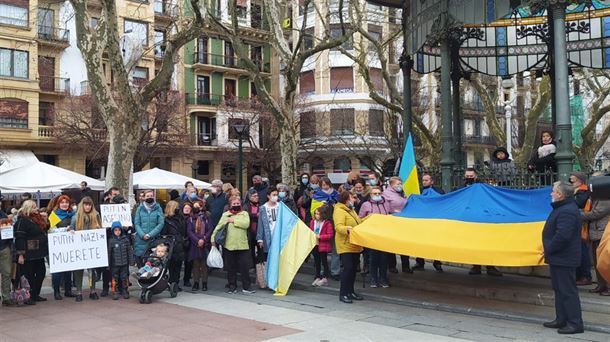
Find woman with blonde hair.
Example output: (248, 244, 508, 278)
(14, 200, 49, 304)
(162, 200, 187, 293)
(70, 196, 102, 301)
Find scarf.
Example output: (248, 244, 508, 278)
(143, 201, 155, 212)
(53, 209, 74, 221)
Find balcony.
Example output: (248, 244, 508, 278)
(185, 93, 241, 107)
(191, 52, 270, 74)
(39, 76, 70, 95)
(38, 125, 55, 138)
(196, 132, 217, 146)
(154, 0, 177, 19)
(37, 26, 70, 48)
(461, 134, 496, 146)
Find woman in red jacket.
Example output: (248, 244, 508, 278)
(309, 205, 334, 286)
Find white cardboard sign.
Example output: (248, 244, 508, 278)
(0, 226, 13, 240)
(100, 204, 133, 228)
(48, 229, 108, 273)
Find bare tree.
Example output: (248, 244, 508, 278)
(68, 0, 209, 194)
(206, 0, 351, 186)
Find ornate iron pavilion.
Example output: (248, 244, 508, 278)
(372, 0, 610, 191)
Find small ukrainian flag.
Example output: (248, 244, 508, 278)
(398, 132, 420, 197)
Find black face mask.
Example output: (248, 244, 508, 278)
(193, 207, 201, 214)
(145, 198, 155, 204)
(464, 178, 475, 185)
(231, 205, 241, 212)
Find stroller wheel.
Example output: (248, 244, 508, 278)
(144, 291, 152, 304)
(139, 291, 146, 304)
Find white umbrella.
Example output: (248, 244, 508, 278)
(132, 168, 211, 190)
(0, 161, 105, 194)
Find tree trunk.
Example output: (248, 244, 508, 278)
(104, 114, 140, 196)
(278, 108, 299, 188)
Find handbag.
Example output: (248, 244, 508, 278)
(10, 275, 31, 305)
(255, 252, 267, 289)
(214, 222, 229, 246)
(207, 246, 223, 269)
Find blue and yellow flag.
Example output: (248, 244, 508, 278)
(351, 184, 552, 267)
(398, 133, 420, 197)
(266, 202, 317, 296)
(48, 211, 62, 229)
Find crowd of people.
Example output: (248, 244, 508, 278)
(0, 130, 606, 333)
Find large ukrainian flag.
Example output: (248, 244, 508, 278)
(398, 133, 420, 197)
(266, 202, 317, 296)
(351, 183, 552, 266)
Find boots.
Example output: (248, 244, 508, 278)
(192, 282, 199, 291)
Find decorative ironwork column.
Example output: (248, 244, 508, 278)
(400, 2, 413, 140)
(439, 1, 455, 192)
(451, 42, 462, 168)
(550, 2, 574, 181)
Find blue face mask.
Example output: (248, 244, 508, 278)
(278, 191, 287, 199)
(310, 184, 320, 190)
(302, 178, 309, 185)
(368, 179, 378, 186)
(371, 195, 382, 202)
(189, 193, 198, 200)
(348, 203, 354, 209)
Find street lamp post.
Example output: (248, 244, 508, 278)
(232, 123, 248, 194)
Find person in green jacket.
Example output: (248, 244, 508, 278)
(134, 190, 165, 267)
(212, 196, 253, 294)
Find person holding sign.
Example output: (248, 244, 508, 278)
(70, 196, 102, 302)
(14, 200, 49, 305)
(0, 218, 15, 306)
(134, 190, 165, 267)
(49, 195, 76, 300)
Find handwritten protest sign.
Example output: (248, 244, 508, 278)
(0, 226, 13, 240)
(100, 204, 133, 228)
(48, 229, 108, 273)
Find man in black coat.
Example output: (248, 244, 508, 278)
(542, 181, 584, 334)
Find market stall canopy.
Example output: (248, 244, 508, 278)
(132, 168, 211, 190)
(0, 149, 38, 173)
(0, 161, 105, 194)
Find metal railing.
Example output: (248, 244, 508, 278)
(461, 135, 496, 145)
(154, 0, 177, 16)
(37, 25, 70, 43)
(39, 76, 70, 94)
(196, 132, 217, 146)
(192, 52, 270, 72)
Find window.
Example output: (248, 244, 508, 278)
(330, 67, 353, 93)
(251, 46, 263, 71)
(39, 101, 54, 126)
(333, 157, 352, 172)
(299, 70, 315, 95)
(303, 28, 314, 50)
(330, 108, 354, 135)
(225, 41, 235, 67)
(228, 118, 249, 140)
(0, 98, 28, 128)
(197, 160, 210, 175)
(0, 48, 28, 79)
(0, 3, 28, 27)
(300, 111, 316, 138)
(298, 0, 314, 16)
(154, 30, 165, 57)
(196, 36, 208, 63)
(368, 25, 382, 52)
(369, 68, 383, 93)
(225, 78, 237, 106)
(37, 8, 54, 38)
(197, 117, 216, 145)
(196, 75, 210, 104)
(124, 19, 148, 46)
(368, 109, 384, 136)
(330, 24, 352, 50)
(251, 2, 262, 29)
(237, 0, 247, 19)
(129, 67, 148, 87)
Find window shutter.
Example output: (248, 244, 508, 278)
(369, 68, 383, 93)
(330, 67, 353, 92)
(299, 70, 315, 94)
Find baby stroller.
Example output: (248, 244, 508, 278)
(137, 235, 177, 304)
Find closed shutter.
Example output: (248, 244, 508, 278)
(330, 108, 354, 135)
(369, 68, 383, 93)
(368, 109, 384, 136)
(299, 111, 316, 138)
(299, 70, 315, 94)
(330, 67, 353, 92)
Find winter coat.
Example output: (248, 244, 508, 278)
(257, 203, 279, 252)
(581, 198, 610, 241)
(279, 196, 298, 215)
(573, 186, 590, 209)
(310, 189, 339, 219)
(186, 213, 213, 261)
(358, 198, 391, 218)
(108, 233, 134, 267)
(249, 182, 270, 204)
(296, 186, 313, 222)
(14, 215, 48, 261)
(309, 220, 334, 253)
(333, 203, 363, 254)
(382, 187, 407, 213)
(162, 215, 186, 262)
(212, 210, 250, 251)
(529, 141, 557, 173)
(133, 203, 165, 257)
(422, 185, 445, 195)
(542, 198, 581, 267)
(244, 202, 260, 235)
(490, 147, 517, 184)
(207, 192, 228, 229)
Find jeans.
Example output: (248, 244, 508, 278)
(330, 239, 340, 276)
(0, 246, 12, 300)
(312, 247, 329, 278)
(339, 253, 359, 297)
(19, 259, 46, 299)
(369, 249, 388, 284)
(576, 240, 592, 280)
(52, 271, 72, 294)
(225, 249, 251, 290)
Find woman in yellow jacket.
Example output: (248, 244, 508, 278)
(333, 191, 364, 304)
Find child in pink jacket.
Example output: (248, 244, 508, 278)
(309, 205, 334, 286)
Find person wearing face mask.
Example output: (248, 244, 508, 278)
(180, 181, 196, 201)
(297, 174, 316, 224)
(382, 177, 412, 274)
(162, 200, 187, 293)
(48, 195, 76, 300)
(366, 173, 382, 189)
(207, 179, 228, 230)
(312, 177, 341, 280)
(212, 197, 253, 294)
(276, 183, 298, 214)
(257, 190, 279, 260)
(134, 189, 165, 268)
(334, 191, 364, 303)
(244, 190, 261, 267)
(248, 175, 270, 204)
(186, 201, 212, 291)
(359, 186, 391, 288)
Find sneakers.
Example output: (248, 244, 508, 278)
(312, 278, 320, 286)
(317, 278, 328, 286)
(192, 282, 200, 291)
(226, 287, 237, 294)
(242, 289, 256, 294)
(201, 283, 208, 291)
(379, 282, 390, 288)
(369, 283, 378, 288)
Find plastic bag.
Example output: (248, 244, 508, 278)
(207, 246, 223, 269)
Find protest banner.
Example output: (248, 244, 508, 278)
(48, 229, 108, 273)
(100, 204, 133, 228)
(0, 226, 13, 240)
